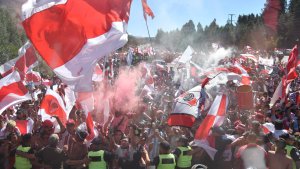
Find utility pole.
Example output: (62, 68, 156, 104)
(228, 14, 235, 25)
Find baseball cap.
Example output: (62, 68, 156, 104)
(66, 119, 75, 125)
(42, 120, 54, 128)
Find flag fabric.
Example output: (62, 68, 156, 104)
(92, 64, 103, 82)
(15, 119, 34, 135)
(141, 0, 154, 20)
(168, 86, 205, 127)
(41, 78, 52, 87)
(38, 89, 68, 126)
(178, 46, 194, 64)
(22, 0, 133, 92)
(64, 86, 76, 115)
(286, 45, 298, 75)
(270, 77, 288, 106)
(77, 92, 96, 141)
(270, 46, 299, 106)
(25, 70, 41, 85)
(0, 42, 38, 78)
(193, 94, 228, 159)
(263, 0, 281, 32)
(240, 54, 258, 63)
(0, 71, 32, 114)
(201, 77, 211, 88)
(233, 63, 251, 85)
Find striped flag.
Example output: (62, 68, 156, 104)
(193, 94, 228, 159)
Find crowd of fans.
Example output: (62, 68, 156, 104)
(0, 44, 300, 169)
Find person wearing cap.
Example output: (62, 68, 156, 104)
(58, 119, 76, 149)
(88, 137, 114, 169)
(65, 128, 89, 169)
(31, 119, 55, 152)
(281, 133, 300, 169)
(173, 136, 192, 169)
(266, 138, 293, 169)
(152, 141, 176, 169)
(36, 133, 67, 168)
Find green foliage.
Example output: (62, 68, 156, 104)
(0, 7, 25, 64)
(155, 0, 299, 51)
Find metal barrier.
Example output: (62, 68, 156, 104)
(191, 164, 208, 169)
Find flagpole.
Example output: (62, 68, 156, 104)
(144, 19, 156, 61)
(145, 19, 152, 43)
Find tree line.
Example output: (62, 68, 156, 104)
(155, 0, 300, 52)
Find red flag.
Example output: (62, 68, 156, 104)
(15, 119, 34, 135)
(0, 42, 38, 78)
(0, 71, 32, 114)
(22, 0, 133, 91)
(141, 0, 154, 20)
(263, 0, 281, 32)
(286, 45, 298, 75)
(38, 89, 68, 126)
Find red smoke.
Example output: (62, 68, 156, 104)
(92, 65, 143, 124)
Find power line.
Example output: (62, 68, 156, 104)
(228, 14, 235, 25)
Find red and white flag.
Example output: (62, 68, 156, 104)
(193, 94, 228, 159)
(141, 0, 154, 20)
(168, 85, 211, 127)
(0, 42, 38, 78)
(77, 92, 97, 141)
(270, 77, 288, 106)
(240, 54, 258, 63)
(92, 64, 103, 82)
(233, 63, 251, 85)
(15, 119, 34, 135)
(38, 89, 68, 126)
(22, 0, 133, 92)
(0, 71, 32, 114)
(25, 70, 42, 85)
(286, 45, 298, 76)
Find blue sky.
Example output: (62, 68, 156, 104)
(127, 0, 266, 37)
